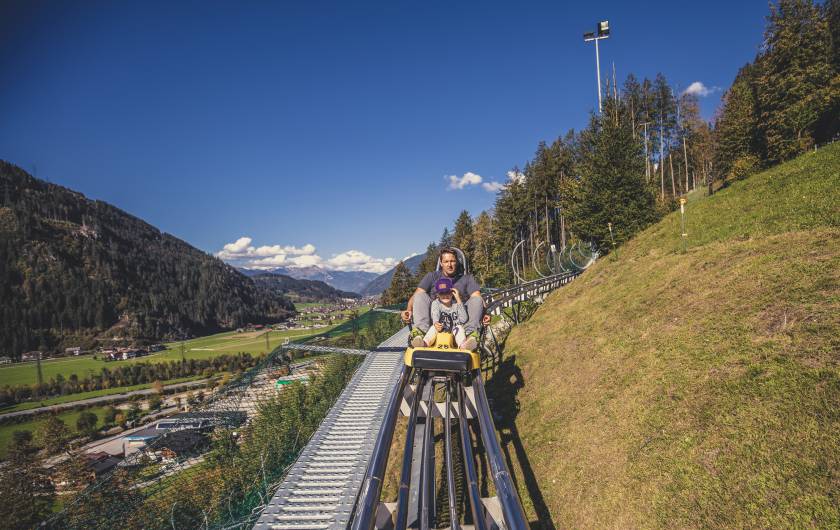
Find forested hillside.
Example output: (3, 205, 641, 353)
(0, 162, 295, 358)
(251, 272, 359, 302)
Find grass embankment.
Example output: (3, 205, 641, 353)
(495, 145, 839, 527)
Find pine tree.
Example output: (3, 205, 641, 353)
(572, 97, 659, 249)
(451, 210, 474, 263)
(679, 93, 715, 188)
(413, 242, 439, 284)
(715, 64, 762, 181)
(472, 211, 505, 286)
(439, 227, 453, 248)
(818, 0, 840, 141)
(828, 0, 840, 68)
(650, 73, 678, 199)
(622, 73, 645, 137)
(382, 261, 415, 306)
(758, 0, 836, 161)
(36, 414, 71, 455)
(492, 173, 528, 283)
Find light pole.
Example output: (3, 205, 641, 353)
(583, 20, 610, 113)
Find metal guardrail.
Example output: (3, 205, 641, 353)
(481, 271, 581, 326)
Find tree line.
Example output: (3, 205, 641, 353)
(382, 0, 838, 304)
(716, 0, 838, 179)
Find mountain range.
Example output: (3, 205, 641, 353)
(239, 266, 378, 294)
(250, 273, 359, 302)
(0, 162, 297, 358)
(0, 160, 424, 358)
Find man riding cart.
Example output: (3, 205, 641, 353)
(401, 247, 490, 351)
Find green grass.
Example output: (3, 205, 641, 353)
(0, 405, 111, 459)
(0, 375, 203, 414)
(0, 312, 370, 389)
(495, 144, 840, 528)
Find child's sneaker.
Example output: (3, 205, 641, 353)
(410, 328, 425, 348)
(460, 332, 479, 351)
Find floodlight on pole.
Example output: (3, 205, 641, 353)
(583, 20, 610, 113)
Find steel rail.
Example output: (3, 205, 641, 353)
(394, 373, 425, 530)
(418, 380, 436, 530)
(532, 240, 548, 278)
(349, 364, 411, 530)
(443, 380, 460, 530)
(472, 375, 528, 530)
(458, 379, 487, 530)
(254, 328, 408, 530)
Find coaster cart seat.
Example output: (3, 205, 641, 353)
(404, 331, 480, 372)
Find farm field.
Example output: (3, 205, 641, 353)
(0, 307, 371, 388)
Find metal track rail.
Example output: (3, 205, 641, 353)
(254, 328, 409, 530)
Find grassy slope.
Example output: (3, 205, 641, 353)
(497, 145, 839, 527)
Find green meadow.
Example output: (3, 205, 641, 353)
(0, 306, 370, 389)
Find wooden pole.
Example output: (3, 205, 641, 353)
(660, 122, 665, 200)
(683, 137, 690, 193)
(670, 154, 676, 197)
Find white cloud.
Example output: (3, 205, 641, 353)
(252, 243, 316, 257)
(481, 181, 505, 192)
(216, 238, 317, 261)
(507, 170, 526, 184)
(288, 254, 324, 268)
(683, 81, 720, 98)
(447, 171, 484, 190)
(249, 255, 288, 268)
(325, 250, 397, 274)
(223, 236, 252, 254)
(217, 237, 397, 273)
(401, 252, 420, 262)
(445, 169, 525, 193)
(478, 170, 525, 192)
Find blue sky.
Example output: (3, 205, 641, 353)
(1, 0, 768, 272)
